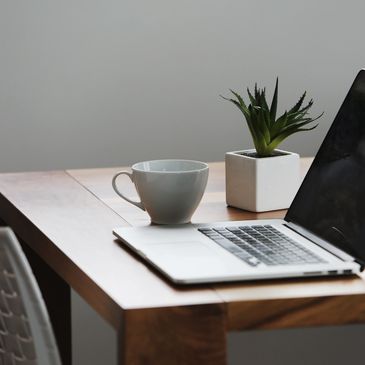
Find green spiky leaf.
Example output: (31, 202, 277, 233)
(221, 78, 323, 157)
(270, 78, 279, 122)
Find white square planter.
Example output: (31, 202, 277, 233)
(225, 149, 300, 212)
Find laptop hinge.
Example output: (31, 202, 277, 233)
(284, 222, 363, 268)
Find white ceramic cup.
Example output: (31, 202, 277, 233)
(112, 159, 209, 225)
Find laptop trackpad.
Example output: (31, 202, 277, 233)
(141, 241, 246, 281)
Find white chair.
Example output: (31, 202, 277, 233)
(0, 227, 62, 365)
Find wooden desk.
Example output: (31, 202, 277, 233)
(1, 159, 365, 365)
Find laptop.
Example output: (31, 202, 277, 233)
(113, 70, 365, 284)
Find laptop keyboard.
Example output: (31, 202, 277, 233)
(198, 225, 326, 267)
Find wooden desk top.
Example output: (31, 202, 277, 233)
(1, 158, 365, 332)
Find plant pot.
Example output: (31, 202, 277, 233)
(225, 149, 300, 212)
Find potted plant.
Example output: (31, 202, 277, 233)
(222, 78, 323, 212)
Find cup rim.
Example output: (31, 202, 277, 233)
(131, 159, 209, 174)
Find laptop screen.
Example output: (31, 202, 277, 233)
(286, 70, 365, 262)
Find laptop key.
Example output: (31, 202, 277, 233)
(198, 228, 213, 232)
(234, 252, 261, 266)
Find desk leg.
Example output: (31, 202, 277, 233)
(118, 304, 227, 365)
(20, 243, 72, 365)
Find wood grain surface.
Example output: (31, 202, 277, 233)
(0, 171, 220, 325)
(120, 304, 227, 365)
(2, 159, 365, 365)
(67, 158, 365, 329)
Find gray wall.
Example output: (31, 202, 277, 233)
(1, 0, 365, 364)
(2, 0, 365, 172)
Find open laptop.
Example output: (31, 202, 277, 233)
(114, 70, 365, 284)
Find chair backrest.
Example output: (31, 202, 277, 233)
(0, 227, 62, 365)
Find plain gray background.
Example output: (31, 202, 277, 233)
(1, 0, 365, 364)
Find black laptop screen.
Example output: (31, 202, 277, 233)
(286, 70, 365, 262)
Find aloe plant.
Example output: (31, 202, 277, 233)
(221, 78, 323, 157)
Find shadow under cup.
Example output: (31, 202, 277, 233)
(114, 160, 209, 225)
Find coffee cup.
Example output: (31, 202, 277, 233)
(112, 159, 209, 224)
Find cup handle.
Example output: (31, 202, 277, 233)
(112, 171, 145, 211)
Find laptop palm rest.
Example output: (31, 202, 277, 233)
(140, 240, 247, 282)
